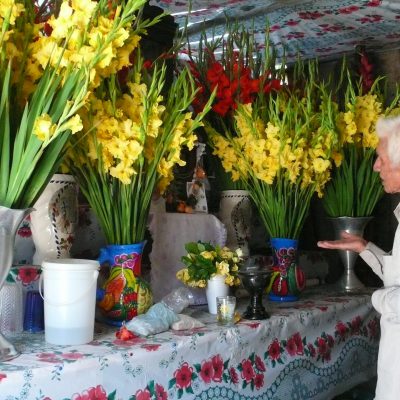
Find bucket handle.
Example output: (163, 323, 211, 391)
(39, 270, 99, 307)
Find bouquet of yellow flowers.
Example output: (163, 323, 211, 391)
(323, 72, 400, 217)
(65, 50, 213, 245)
(0, 0, 154, 209)
(186, 22, 283, 190)
(210, 62, 338, 239)
(176, 241, 242, 288)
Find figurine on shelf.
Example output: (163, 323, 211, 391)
(186, 142, 210, 213)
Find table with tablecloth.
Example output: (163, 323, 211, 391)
(0, 288, 379, 400)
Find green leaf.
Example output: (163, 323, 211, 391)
(107, 390, 117, 400)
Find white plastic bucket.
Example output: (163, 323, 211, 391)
(40, 259, 99, 345)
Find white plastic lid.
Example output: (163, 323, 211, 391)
(41, 259, 100, 270)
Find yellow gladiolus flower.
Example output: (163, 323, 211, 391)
(33, 114, 55, 142)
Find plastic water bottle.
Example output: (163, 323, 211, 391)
(161, 287, 194, 314)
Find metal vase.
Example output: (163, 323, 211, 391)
(0, 206, 32, 361)
(329, 216, 373, 292)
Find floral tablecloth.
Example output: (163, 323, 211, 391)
(0, 288, 379, 400)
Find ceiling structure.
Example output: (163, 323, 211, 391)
(149, 0, 400, 63)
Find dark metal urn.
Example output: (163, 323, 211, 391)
(238, 268, 270, 320)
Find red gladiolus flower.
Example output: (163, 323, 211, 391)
(240, 359, 255, 383)
(264, 79, 281, 94)
(207, 62, 225, 84)
(212, 100, 231, 117)
(174, 362, 193, 389)
(143, 60, 152, 69)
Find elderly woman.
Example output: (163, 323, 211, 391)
(318, 115, 400, 400)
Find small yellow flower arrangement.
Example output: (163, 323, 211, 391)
(176, 241, 242, 288)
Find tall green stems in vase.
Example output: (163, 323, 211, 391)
(0, 0, 155, 210)
(323, 74, 400, 217)
(210, 62, 339, 240)
(66, 55, 214, 245)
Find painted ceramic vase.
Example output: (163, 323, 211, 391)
(268, 238, 305, 302)
(219, 190, 252, 257)
(30, 174, 78, 265)
(97, 242, 152, 325)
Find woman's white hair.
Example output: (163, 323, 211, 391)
(376, 115, 400, 166)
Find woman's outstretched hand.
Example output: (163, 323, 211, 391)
(317, 232, 368, 254)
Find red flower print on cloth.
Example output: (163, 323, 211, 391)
(17, 267, 40, 285)
(307, 343, 316, 358)
(283, 332, 304, 357)
(315, 333, 334, 363)
(357, 14, 383, 24)
(316, 337, 330, 361)
(0, 373, 6, 382)
(229, 367, 239, 384)
(335, 321, 348, 341)
(155, 384, 167, 400)
(241, 321, 260, 329)
(173, 362, 194, 389)
(61, 352, 84, 361)
(113, 336, 146, 347)
(134, 389, 151, 400)
(266, 338, 283, 365)
(254, 373, 264, 390)
(351, 316, 362, 334)
(133, 381, 167, 400)
(211, 355, 224, 382)
(366, 0, 381, 6)
(199, 360, 214, 383)
(240, 359, 255, 383)
(293, 333, 304, 354)
(338, 6, 359, 14)
(141, 344, 161, 352)
(255, 355, 266, 372)
(368, 317, 380, 339)
(71, 385, 108, 400)
(286, 337, 297, 356)
(298, 10, 324, 20)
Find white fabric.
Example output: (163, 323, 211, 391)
(359, 202, 400, 400)
(149, 212, 227, 303)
